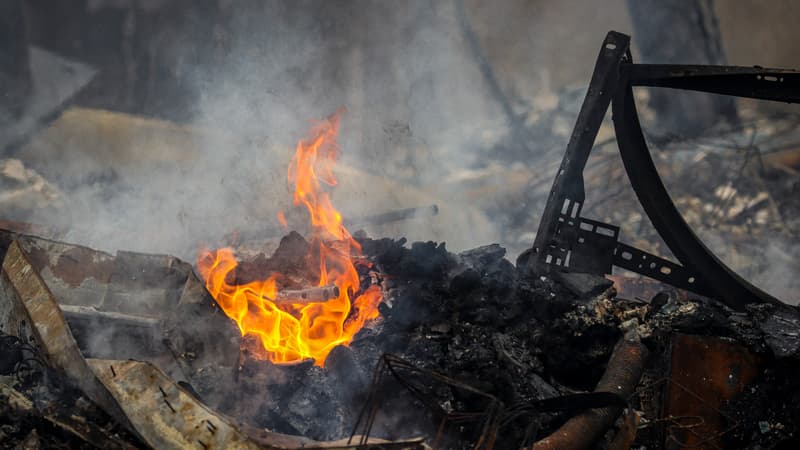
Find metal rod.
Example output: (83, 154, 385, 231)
(265, 285, 340, 304)
(530, 332, 647, 450)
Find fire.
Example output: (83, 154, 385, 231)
(197, 111, 382, 366)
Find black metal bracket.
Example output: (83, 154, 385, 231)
(527, 31, 798, 310)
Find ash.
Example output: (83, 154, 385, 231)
(223, 231, 800, 449)
(229, 233, 621, 445)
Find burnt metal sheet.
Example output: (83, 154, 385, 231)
(665, 333, 762, 449)
(3, 230, 195, 316)
(88, 359, 266, 450)
(0, 239, 136, 434)
(1, 231, 166, 363)
(0, 229, 242, 407)
(103, 250, 192, 316)
(1, 237, 424, 449)
(161, 268, 241, 409)
(88, 358, 428, 450)
(14, 232, 115, 308)
(60, 304, 167, 361)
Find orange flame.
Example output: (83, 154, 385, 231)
(276, 211, 288, 229)
(198, 111, 382, 366)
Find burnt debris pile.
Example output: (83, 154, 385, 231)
(0, 223, 799, 448)
(218, 232, 800, 449)
(1, 26, 799, 450)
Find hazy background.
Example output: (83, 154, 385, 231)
(2, 0, 799, 302)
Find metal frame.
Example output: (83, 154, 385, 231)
(528, 31, 799, 310)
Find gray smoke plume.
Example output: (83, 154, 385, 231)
(9, 1, 799, 303)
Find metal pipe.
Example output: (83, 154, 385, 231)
(530, 332, 647, 450)
(268, 285, 340, 304)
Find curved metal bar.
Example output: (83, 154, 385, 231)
(612, 65, 783, 311)
(628, 64, 800, 103)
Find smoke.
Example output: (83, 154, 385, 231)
(187, 1, 510, 254)
(3, 1, 799, 446)
(12, 1, 521, 260)
(9, 1, 797, 306)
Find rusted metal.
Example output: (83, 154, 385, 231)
(608, 408, 641, 450)
(1, 230, 242, 409)
(2, 237, 424, 449)
(530, 332, 648, 450)
(8, 232, 117, 308)
(2, 231, 195, 314)
(663, 333, 762, 449)
(0, 239, 137, 435)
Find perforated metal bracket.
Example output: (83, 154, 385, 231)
(612, 243, 708, 295)
(530, 31, 630, 277)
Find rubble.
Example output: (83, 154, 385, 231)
(211, 227, 800, 447)
(1, 219, 800, 448)
(0, 28, 798, 448)
(0, 230, 431, 449)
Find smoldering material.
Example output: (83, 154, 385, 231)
(271, 285, 340, 304)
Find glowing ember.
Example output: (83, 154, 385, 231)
(197, 111, 382, 366)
